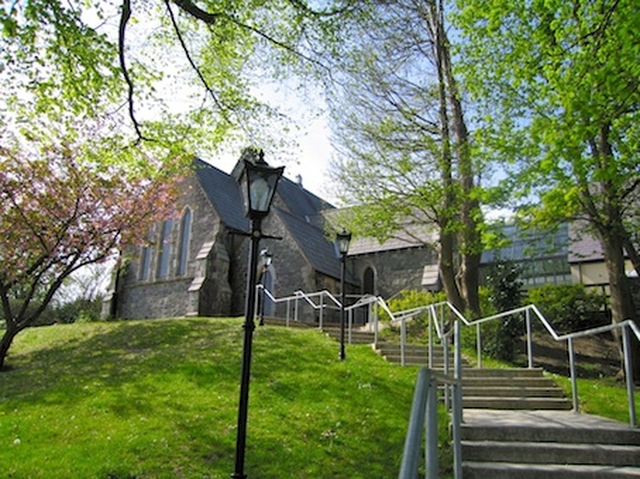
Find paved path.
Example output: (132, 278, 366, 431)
(464, 409, 636, 431)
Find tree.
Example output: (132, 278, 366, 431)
(324, 0, 484, 315)
(0, 131, 176, 370)
(0, 1, 361, 158)
(455, 0, 640, 375)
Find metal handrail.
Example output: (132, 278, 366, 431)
(399, 365, 463, 478)
(259, 286, 638, 426)
(390, 298, 639, 427)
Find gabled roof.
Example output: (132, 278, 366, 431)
(192, 157, 353, 282)
(193, 158, 248, 234)
(276, 176, 335, 222)
(274, 206, 345, 281)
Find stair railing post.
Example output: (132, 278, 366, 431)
(348, 309, 353, 344)
(426, 375, 439, 479)
(568, 337, 579, 412)
(476, 322, 482, 369)
(294, 294, 299, 323)
(451, 377, 463, 479)
(443, 332, 450, 410)
(319, 293, 324, 329)
(373, 300, 379, 346)
(428, 307, 434, 369)
(401, 318, 407, 367)
(526, 308, 534, 369)
(399, 368, 429, 479)
(621, 325, 637, 427)
(286, 298, 291, 327)
(454, 320, 464, 425)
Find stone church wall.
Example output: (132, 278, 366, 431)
(112, 176, 233, 319)
(350, 245, 436, 298)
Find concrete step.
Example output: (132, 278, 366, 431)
(462, 462, 640, 478)
(460, 369, 572, 410)
(375, 343, 450, 355)
(322, 327, 375, 344)
(261, 317, 312, 328)
(463, 396, 572, 410)
(461, 410, 640, 478)
(377, 354, 468, 367)
(462, 440, 640, 466)
(462, 386, 566, 398)
(463, 377, 559, 388)
(463, 367, 547, 378)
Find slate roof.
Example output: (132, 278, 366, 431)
(193, 157, 350, 282)
(274, 206, 353, 282)
(193, 158, 249, 234)
(348, 225, 438, 256)
(276, 176, 335, 227)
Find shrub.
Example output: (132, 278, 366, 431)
(53, 297, 103, 324)
(483, 259, 524, 362)
(526, 283, 607, 333)
(378, 290, 447, 342)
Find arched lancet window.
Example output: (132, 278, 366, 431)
(363, 267, 375, 295)
(156, 219, 173, 279)
(139, 245, 152, 281)
(362, 267, 376, 325)
(139, 226, 156, 281)
(177, 208, 192, 276)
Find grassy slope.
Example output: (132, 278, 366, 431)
(0, 318, 423, 478)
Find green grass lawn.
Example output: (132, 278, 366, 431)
(0, 318, 429, 478)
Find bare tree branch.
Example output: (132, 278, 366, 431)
(164, 0, 230, 117)
(118, 0, 153, 144)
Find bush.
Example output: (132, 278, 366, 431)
(526, 284, 607, 333)
(379, 290, 447, 342)
(484, 259, 524, 362)
(53, 297, 103, 324)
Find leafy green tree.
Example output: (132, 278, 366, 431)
(1, 1, 360, 158)
(455, 0, 640, 375)
(324, 0, 484, 315)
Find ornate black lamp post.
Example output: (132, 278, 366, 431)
(232, 152, 284, 479)
(335, 228, 352, 361)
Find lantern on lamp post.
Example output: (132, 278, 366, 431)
(232, 150, 284, 479)
(335, 228, 352, 361)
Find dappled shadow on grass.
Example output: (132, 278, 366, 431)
(0, 318, 421, 478)
(0, 318, 244, 407)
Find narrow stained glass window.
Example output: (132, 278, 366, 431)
(177, 208, 192, 276)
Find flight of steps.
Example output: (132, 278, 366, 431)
(461, 409, 640, 478)
(462, 368, 571, 410)
(374, 343, 570, 410)
(321, 325, 377, 345)
(267, 319, 640, 476)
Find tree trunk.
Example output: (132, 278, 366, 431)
(600, 226, 639, 381)
(0, 323, 18, 371)
(439, 230, 466, 313)
(429, 0, 482, 317)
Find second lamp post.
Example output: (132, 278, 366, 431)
(335, 228, 352, 361)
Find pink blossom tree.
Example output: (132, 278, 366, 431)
(0, 138, 177, 370)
